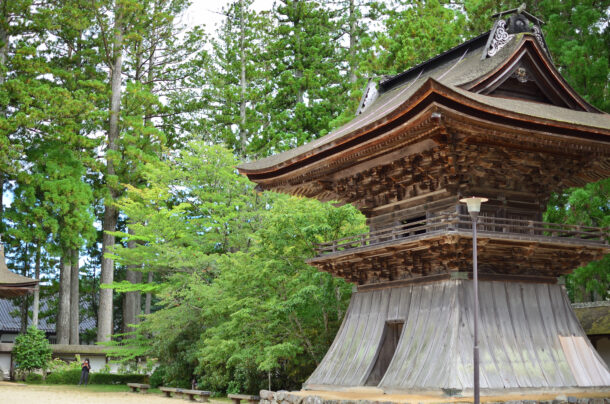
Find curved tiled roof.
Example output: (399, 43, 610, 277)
(0, 244, 38, 298)
(0, 297, 96, 333)
(238, 32, 609, 177)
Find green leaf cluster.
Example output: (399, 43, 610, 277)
(545, 179, 610, 301)
(13, 326, 52, 373)
(108, 143, 366, 392)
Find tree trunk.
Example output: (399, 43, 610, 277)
(20, 295, 28, 334)
(31, 242, 41, 327)
(97, 8, 124, 343)
(123, 230, 140, 336)
(239, 0, 247, 157)
(348, 0, 357, 84)
(0, 2, 7, 230)
(20, 248, 29, 334)
(144, 271, 153, 315)
(69, 249, 80, 344)
(57, 254, 71, 344)
(97, 205, 117, 342)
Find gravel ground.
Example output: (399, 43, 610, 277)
(0, 382, 201, 404)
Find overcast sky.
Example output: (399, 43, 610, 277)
(185, 0, 276, 35)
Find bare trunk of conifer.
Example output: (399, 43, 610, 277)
(144, 272, 153, 315)
(0, 176, 3, 228)
(239, 0, 247, 157)
(31, 242, 41, 327)
(70, 249, 79, 344)
(20, 295, 28, 333)
(0, 4, 7, 221)
(348, 0, 357, 84)
(98, 9, 124, 343)
(293, 1, 304, 104)
(123, 230, 139, 336)
(20, 249, 29, 333)
(57, 254, 71, 344)
(98, 205, 117, 341)
(0, 5, 7, 77)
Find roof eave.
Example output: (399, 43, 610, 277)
(239, 78, 610, 182)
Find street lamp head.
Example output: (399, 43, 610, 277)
(459, 196, 488, 219)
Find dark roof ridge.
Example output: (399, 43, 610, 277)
(380, 31, 490, 91)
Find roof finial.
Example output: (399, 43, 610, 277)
(484, 5, 550, 60)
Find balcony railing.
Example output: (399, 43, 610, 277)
(314, 213, 609, 257)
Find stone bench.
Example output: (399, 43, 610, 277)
(127, 383, 150, 393)
(228, 394, 260, 404)
(160, 386, 183, 397)
(182, 389, 211, 402)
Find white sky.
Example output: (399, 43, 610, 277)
(185, 0, 276, 35)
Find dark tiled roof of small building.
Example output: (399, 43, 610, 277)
(0, 298, 96, 333)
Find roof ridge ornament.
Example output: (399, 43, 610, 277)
(482, 4, 550, 60)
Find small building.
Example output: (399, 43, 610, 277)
(239, 8, 610, 396)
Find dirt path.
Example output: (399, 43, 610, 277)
(0, 382, 225, 404)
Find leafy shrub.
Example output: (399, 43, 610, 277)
(89, 373, 149, 385)
(25, 373, 43, 384)
(47, 357, 81, 374)
(149, 366, 166, 388)
(44, 369, 148, 385)
(13, 327, 52, 373)
(45, 369, 82, 384)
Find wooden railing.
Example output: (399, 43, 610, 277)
(314, 213, 609, 256)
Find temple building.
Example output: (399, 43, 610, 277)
(238, 9, 610, 394)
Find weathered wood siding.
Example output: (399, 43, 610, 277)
(304, 280, 610, 391)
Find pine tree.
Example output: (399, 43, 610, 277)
(207, 0, 270, 158)
(373, 0, 467, 75)
(258, 0, 350, 155)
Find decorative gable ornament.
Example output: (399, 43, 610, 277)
(484, 5, 549, 59)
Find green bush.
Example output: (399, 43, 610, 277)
(25, 373, 43, 384)
(89, 373, 149, 385)
(149, 366, 166, 388)
(45, 369, 82, 384)
(44, 369, 148, 385)
(13, 327, 52, 373)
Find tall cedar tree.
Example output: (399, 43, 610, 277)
(257, 0, 350, 155)
(207, 0, 271, 158)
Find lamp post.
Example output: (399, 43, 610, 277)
(459, 196, 488, 404)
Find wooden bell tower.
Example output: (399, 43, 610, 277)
(239, 8, 610, 394)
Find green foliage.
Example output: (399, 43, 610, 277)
(194, 196, 365, 393)
(149, 365, 166, 388)
(44, 369, 148, 385)
(13, 327, 52, 373)
(25, 373, 44, 384)
(47, 357, 81, 373)
(107, 143, 366, 392)
(45, 369, 82, 384)
(371, 0, 467, 75)
(89, 373, 149, 385)
(545, 178, 610, 301)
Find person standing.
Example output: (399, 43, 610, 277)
(78, 358, 90, 386)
